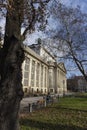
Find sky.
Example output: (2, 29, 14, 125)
(61, 0, 87, 12)
(23, 0, 87, 78)
(0, 0, 87, 44)
(24, 0, 87, 45)
(0, 0, 87, 77)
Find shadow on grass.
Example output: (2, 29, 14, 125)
(53, 106, 87, 113)
(20, 118, 87, 130)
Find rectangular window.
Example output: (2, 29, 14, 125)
(24, 79, 28, 86)
(41, 65, 43, 88)
(31, 60, 35, 87)
(50, 89, 53, 92)
(25, 64, 29, 71)
(24, 57, 30, 86)
(45, 67, 47, 88)
(24, 71, 29, 79)
(36, 63, 40, 87)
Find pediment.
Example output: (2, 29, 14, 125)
(58, 62, 66, 73)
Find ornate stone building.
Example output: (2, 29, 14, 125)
(22, 43, 67, 96)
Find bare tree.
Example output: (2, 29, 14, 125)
(0, 0, 49, 130)
(47, 0, 87, 81)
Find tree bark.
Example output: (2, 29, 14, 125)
(0, 0, 24, 130)
(0, 36, 24, 130)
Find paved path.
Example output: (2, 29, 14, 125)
(20, 96, 44, 110)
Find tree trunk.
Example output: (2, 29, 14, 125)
(0, 0, 24, 130)
(0, 36, 24, 130)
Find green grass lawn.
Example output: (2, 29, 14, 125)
(20, 96, 87, 130)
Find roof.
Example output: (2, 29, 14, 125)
(29, 43, 56, 60)
(24, 45, 48, 66)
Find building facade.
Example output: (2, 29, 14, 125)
(22, 43, 67, 96)
(67, 76, 87, 92)
(78, 76, 87, 92)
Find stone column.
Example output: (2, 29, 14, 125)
(43, 66, 45, 93)
(41, 64, 43, 93)
(48, 62, 55, 94)
(46, 67, 49, 94)
(57, 69, 60, 94)
(39, 64, 41, 90)
(49, 67, 54, 87)
(22, 60, 25, 85)
(45, 67, 47, 92)
(64, 76, 67, 94)
(45, 67, 49, 94)
(29, 58, 32, 91)
(55, 67, 58, 94)
(34, 61, 37, 90)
